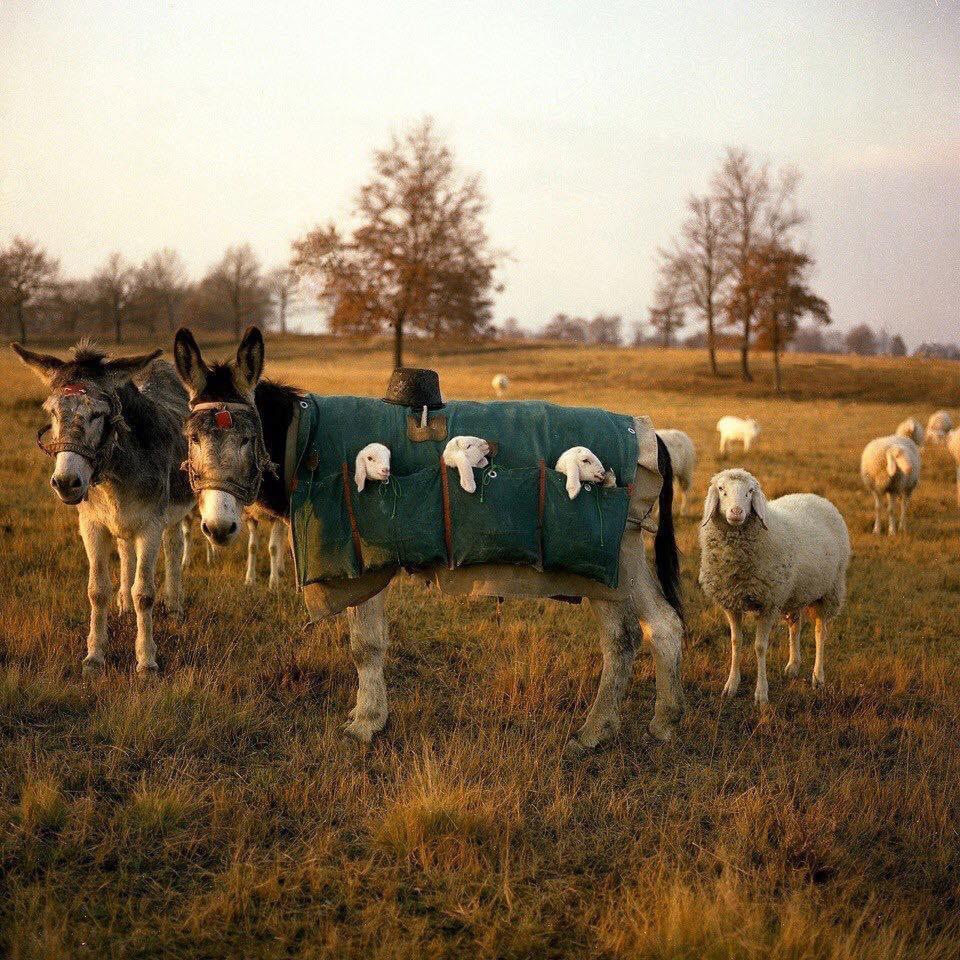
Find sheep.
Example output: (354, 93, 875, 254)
(443, 436, 490, 493)
(555, 446, 607, 499)
(926, 410, 954, 445)
(895, 418, 925, 446)
(354, 443, 391, 492)
(717, 416, 761, 456)
(491, 373, 510, 397)
(860, 435, 920, 535)
(699, 469, 850, 705)
(947, 428, 960, 506)
(657, 429, 696, 514)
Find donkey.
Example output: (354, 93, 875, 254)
(14, 342, 195, 673)
(173, 326, 685, 756)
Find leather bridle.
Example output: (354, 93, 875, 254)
(182, 400, 277, 506)
(36, 382, 128, 486)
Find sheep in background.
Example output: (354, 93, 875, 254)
(699, 469, 849, 705)
(443, 436, 490, 492)
(657, 429, 696, 514)
(926, 410, 955, 444)
(354, 443, 392, 492)
(947, 429, 960, 506)
(895, 418, 925, 445)
(491, 373, 510, 397)
(555, 446, 607, 499)
(860, 435, 920, 535)
(717, 416, 761, 456)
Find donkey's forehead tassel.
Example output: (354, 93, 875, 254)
(214, 409, 233, 429)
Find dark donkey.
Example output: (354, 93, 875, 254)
(14, 342, 195, 673)
(173, 326, 684, 755)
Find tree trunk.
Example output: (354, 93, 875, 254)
(740, 314, 752, 381)
(393, 313, 404, 369)
(772, 322, 782, 394)
(16, 302, 26, 343)
(706, 303, 718, 376)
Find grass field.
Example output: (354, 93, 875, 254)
(3, 337, 960, 958)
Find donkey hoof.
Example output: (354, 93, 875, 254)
(783, 661, 801, 678)
(342, 716, 384, 744)
(82, 655, 105, 675)
(136, 660, 159, 676)
(811, 674, 825, 690)
(648, 718, 676, 743)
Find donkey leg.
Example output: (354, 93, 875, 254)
(244, 518, 259, 586)
(180, 517, 192, 570)
(162, 521, 185, 617)
(79, 514, 111, 673)
(344, 590, 389, 743)
(638, 574, 684, 743)
(132, 525, 163, 673)
(268, 520, 287, 591)
(565, 598, 639, 758)
(116, 538, 135, 614)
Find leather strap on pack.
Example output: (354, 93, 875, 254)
(340, 461, 365, 573)
(439, 454, 454, 569)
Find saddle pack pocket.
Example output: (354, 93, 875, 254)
(354, 466, 447, 571)
(447, 465, 542, 568)
(291, 470, 359, 583)
(541, 471, 630, 587)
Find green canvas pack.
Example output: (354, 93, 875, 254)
(288, 396, 641, 590)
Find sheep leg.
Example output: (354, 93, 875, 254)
(784, 615, 802, 677)
(565, 599, 638, 758)
(898, 495, 908, 535)
(886, 493, 896, 536)
(812, 615, 826, 689)
(268, 521, 287, 590)
(245, 518, 259, 585)
(754, 613, 775, 706)
(721, 609, 743, 697)
(343, 590, 389, 743)
(872, 493, 882, 535)
(676, 482, 688, 515)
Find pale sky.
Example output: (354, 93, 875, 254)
(1, 0, 958, 343)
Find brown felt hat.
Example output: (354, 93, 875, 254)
(382, 368, 444, 409)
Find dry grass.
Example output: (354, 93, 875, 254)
(2, 338, 960, 958)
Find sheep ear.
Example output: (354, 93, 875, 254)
(354, 453, 366, 492)
(701, 482, 719, 526)
(751, 486, 769, 528)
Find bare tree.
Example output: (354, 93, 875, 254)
(0, 237, 60, 343)
(588, 313, 622, 346)
(542, 313, 588, 343)
(648, 276, 685, 347)
(202, 245, 268, 341)
(266, 266, 299, 335)
(92, 253, 135, 343)
(133, 248, 187, 333)
(846, 323, 878, 356)
(292, 118, 502, 368)
(51, 279, 95, 336)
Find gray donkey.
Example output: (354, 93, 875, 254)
(14, 341, 195, 673)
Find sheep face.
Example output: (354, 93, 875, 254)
(446, 436, 490, 468)
(355, 443, 391, 491)
(703, 469, 768, 529)
(555, 446, 606, 499)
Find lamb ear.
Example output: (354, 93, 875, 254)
(354, 452, 367, 492)
(751, 486, 769, 528)
(701, 482, 719, 526)
(565, 469, 582, 499)
(11, 343, 65, 384)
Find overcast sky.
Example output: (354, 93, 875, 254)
(1, 0, 958, 343)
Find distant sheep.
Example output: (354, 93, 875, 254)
(354, 443, 391, 491)
(657, 429, 696, 514)
(699, 468, 850, 704)
(443, 436, 490, 493)
(555, 446, 606, 499)
(895, 418, 925, 446)
(860, 435, 920, 535)
(926, 410, 954, 444)
(717, 416, 761, 456)
(491, 373, 510, 397)
(947, 429, 960, 506)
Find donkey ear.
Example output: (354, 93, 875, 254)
(11, 343, 64, 384)
(354, 451, 367, 492)
(751, 485, 769, 529)
(174, 328, 208, 397)
(234, 326, 265, 395)
(701, 481, 720, 527)
(101, 350, 162, 389)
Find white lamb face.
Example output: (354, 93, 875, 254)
(355, 443, 391, 491)
(454, 436, 490, 467)
(704, 470, 768, 529)
(570, 447, 606, 484)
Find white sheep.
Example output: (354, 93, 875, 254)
(491, 373, 510, 397)
(926, 410, 954, 444)
(699, 468, 849, 705)
(354, 443, 391, 492)
(555, 446, 607, 499)
(947, 428, 960, 506)
(717, 416, 761, 456)
(895, 418, 925, 445)
(860, 435, 920, 535)
(657, 429, 696, 514)
(443, 436, 490, 493)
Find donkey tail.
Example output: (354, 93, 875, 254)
(654, 434, 684, 622)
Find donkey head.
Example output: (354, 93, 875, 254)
(13, 342, 160, 504)
(174, 327, 268, 546)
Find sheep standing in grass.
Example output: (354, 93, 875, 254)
(491, 373, 510, 397)
(947, 429, 960, 506)
(355, 443, 391, 491)
(860, 435, 920, 535)
(657, 429, 696, 514)
(717, 416, 761, 456)
(926, 410, 954, 445)
(896, 418, 925, 445)
(699, 469, 849, 705)
(443, 436, 490, 492)
(555, 446, 607, 499)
